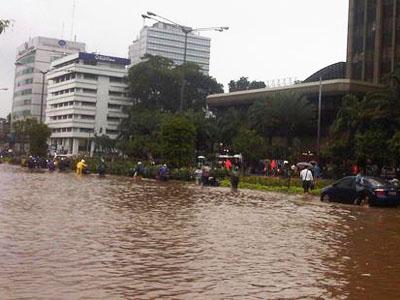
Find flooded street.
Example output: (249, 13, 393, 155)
(0, 164, 399, 299)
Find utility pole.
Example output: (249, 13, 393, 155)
(317, 77, 322, 162)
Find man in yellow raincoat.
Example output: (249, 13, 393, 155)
(76, 159, 87, 175)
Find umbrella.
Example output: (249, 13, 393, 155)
(296, 162, 313, 168)
(197, 156, 206, 159)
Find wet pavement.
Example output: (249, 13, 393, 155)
(0, 164, 399, 299)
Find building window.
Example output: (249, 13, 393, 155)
(82, 73, 98, 80)
(108, 103, 122, 110)
(109, 91, 123, 97)
(106, 129, 119, 135)
(81, 101, 96, 107)
(107, 116, 120, 122)
(80, 114, 95, 120)
(82, 88, 97, 94)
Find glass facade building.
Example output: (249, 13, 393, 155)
(347, 0, 400, 83)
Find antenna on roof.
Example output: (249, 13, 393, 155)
(70, 0, 76, 41)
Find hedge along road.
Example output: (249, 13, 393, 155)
(0, 164, 399, 299)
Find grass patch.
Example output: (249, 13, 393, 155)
(220, 179, 321, 196)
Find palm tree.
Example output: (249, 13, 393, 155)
(0, 20, 11, 34)
(248, 92, 316, 147)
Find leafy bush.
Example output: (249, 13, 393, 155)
(170, 168, 194, 181)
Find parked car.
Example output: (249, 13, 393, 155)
(320, 176, 400, 207)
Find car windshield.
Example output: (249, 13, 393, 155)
(364, 177, 389, 187)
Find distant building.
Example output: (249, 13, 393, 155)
(347, 0, 400, 83)
(46, 52, 131, 155)
(129, 22, 211, 73)
(11, 37, 86, 122)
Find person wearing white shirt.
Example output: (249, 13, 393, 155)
(300, 167, 314, 193)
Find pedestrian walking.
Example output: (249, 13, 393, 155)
(300, 166, 314, 193)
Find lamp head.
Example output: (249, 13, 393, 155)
(147, 11, 156, 16)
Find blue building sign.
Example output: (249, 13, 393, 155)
(58, 40, 67, 47)
(78, 52, 130, 66)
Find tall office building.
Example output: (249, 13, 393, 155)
(12, 37, 86, 121)
(129, 22, 211, 73)
(46, 52, 131, 155)
(347, 0, 400, 83)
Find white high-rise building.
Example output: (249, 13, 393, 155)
(129, 22, 211, 73)
(12, 37, 86, 121)
(46, 52, 131, 155)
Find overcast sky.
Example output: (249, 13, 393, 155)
(0, 0, 349, 118)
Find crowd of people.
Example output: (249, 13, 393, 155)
(194, 157, 241, 192)
(21, 152, 324, 194)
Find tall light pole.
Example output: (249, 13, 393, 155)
(142, 12, 228, 112)
(317, 77, 323, 162)
(39, 70, 49, 124)
(0, 88, 8, 91)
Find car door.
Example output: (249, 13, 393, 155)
(333, 177, 357, 204)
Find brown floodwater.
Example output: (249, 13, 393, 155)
(0, 164, 399, 299)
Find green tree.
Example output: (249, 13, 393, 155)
(127, 55, 223, 113)
(355, 128, 392, 167)
(232, 127, 267, 171)
(127, 55, 179, 111)
(184, 110, 219, 157)
(229, 76, 266, 92)
(326, 77, 400, 167)
(216, 107, 247, 147)
(94, 134, 116, 155)
(12, 119, 51, 156)
(118, 107, 164, 160)
(160, 115, 196, 168)
(27, 121, 51, 156)
(176, 63, 223, 111)
(325, 94, 362, 163)
(248, 92, 316, 147)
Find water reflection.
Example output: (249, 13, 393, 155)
(0, 164, 399, 299)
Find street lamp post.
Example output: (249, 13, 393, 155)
(142, 12, 228, 112)
(39, 70, 49, 124)
(317, 77, 322, 162)
(0, 88, 8, 91)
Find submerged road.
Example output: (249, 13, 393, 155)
(0, 164, 399, 299)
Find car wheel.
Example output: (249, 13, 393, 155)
(321, 194, 330, 202)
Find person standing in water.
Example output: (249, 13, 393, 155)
(230, 164, 240, 192)
(97, 158, 106, 177)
